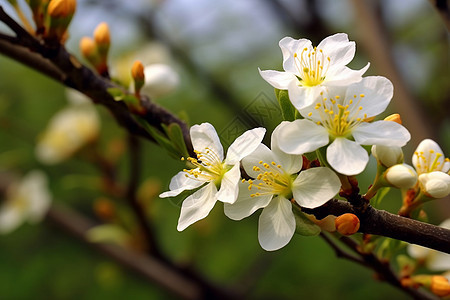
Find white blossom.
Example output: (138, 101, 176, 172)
(224, 125, 340, 251)
(35, 103, 100, 164)
(0, 171, 51, 234)
(276, 77, 410, 175)
(259, 33, 369, 110)
(160, 123, 265, 231)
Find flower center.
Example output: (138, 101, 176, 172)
(414, 150, 445, 174)
(183, 147, 225, 184)
(312, 93, 367, 138)
(294, 47, 330, 87)
(247, 160, 292, 198)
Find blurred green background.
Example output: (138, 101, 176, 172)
(0, 0, 448, 299)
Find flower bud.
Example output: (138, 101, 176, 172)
(47, 0, 76, 17)
(141, 64, 179, 98)
(80, 37, 97, 60)
(418, 171, 450, 198)
(384, 113, 402, 124)
(372, 145, 404, 167)
(335, 213, 360, 235)
(385, 164, 417, 189)
(93, 22, 110, 46)
(93, 197, 115, 221)
(431, 276, 450, 297)
(131, 60, 145, 94)
(47, 0, 76, 42)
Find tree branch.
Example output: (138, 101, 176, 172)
(46, 205, 202, 300)
(303, 200, 450, 254)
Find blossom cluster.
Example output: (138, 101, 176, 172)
(161, 33, 447, 251)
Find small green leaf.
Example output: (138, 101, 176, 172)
(86, 224, 130, 246)
(292, 205, 321, 236)
(107, 87, 126, 101)
(166, 123, 190, 158)
(134, 117, 180, 158)
(122, 94, 140, 106)
(371, 187, 390, 208)
(275, 88, 296, 121)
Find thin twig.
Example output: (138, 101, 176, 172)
(320, 232, 368, 267)
(126, 135, 166, 261)
(337, 236, 438, 300)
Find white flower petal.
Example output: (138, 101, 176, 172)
(271, 123, 303, 174)
(242, 143, 276, 178)
(279, 37, 312, 74)
(345, 76, 394, 118)
(277, 120, 329, 155)
(216, 163, 241, 204)
(258, 69, 296, 89)
(291, 167, 341, 208)
(418, 172, 450, 198)
(327, 138, 369, 175)
(23, 171, 51, 223)
(325, 63, 370, 86)
(353, 121, 410, 147)
(412, 139, 446, 173)
(258, 196, 295, 251)
(225, 127, 266, 165)
(288, 81, 324, 110)
(159, 171, 204, 198)
(224, 181, 273, 220)
(317, 33, 355, 67)
(428, 251, 450, 271)
(190, 123, 224, 161)
(0, 204, 25, 234)
(177, 183, 218, 231)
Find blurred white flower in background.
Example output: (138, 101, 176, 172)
(140, 63, 180, 99)
(0, 170, 51, 234)
(35, 90, 100, 165)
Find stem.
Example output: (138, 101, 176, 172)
(127, 135, 167, 261)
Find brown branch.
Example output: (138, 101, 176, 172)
(0, 5, 193, 157)
(428, 0, 450, 31)
(46, 205, 202, 300)
(350, 0, 435, 146)
(303, 200, 450, 254)
(338, 236, 439, 300)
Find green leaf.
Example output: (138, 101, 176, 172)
(292, 205, 321, 236)
(165, 123, 190, 158)
(107, 87, 126, 101)
(377, 237, 405, 260)
(371, 187, 390, 208)
(275, 88, 296, 121)
(134, 117, 180, 159)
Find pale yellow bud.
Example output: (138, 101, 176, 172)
(335, 213, 360, 235)
(47, 0, 76, 18)
(79, 37, 96, 58)
(372, 145, 404, 167)
(94, 22, 110, 46)
(131, 60, 145, 82)
(384, 113, 402, 124)
(431, 276, 450, 297)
